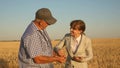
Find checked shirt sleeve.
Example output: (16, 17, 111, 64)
(24, 31, 44, 58)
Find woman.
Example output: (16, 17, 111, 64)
(54, 20, 93, 68)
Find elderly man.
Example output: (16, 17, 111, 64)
(18, 8, 65, 68)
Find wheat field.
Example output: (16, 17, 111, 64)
(0, 38, 120, 68)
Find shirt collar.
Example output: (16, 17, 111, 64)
(32, 22, 39, 31)
(76, 35, 81, 43)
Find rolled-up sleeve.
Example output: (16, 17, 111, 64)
(24, 32, 44, 58)
(54, 36, 66, 53)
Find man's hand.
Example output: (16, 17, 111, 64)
(55, 56, 66, 63)
(58, 49, 66, 57)
(53, 50, 66, 63)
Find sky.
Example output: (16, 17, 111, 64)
(0, 0, 120, 40)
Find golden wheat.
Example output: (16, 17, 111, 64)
(0, 38, 120, 68)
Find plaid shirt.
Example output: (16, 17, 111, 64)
(18, 22, 53, 68)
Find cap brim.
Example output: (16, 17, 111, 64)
(44, 16, 57, 25)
